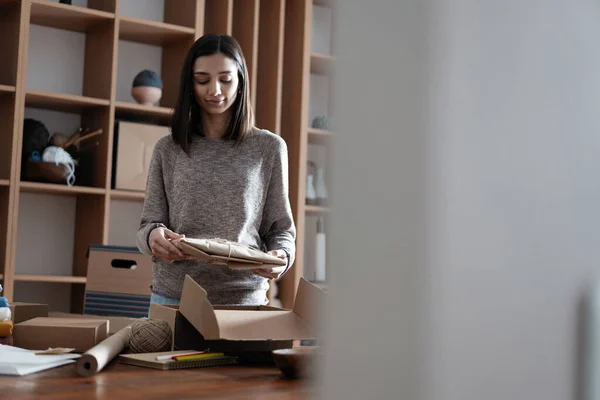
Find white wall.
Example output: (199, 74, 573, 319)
(321, 0, 600, 399)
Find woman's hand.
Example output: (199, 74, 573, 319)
(252, 250, 288, 280)
(149, 227, 191, 263)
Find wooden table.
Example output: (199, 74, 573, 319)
(0, 360, 311, 399)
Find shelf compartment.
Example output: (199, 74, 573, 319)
(14, 274, 87, 284)
(118, 16, 195, 46)
(19, 182, 106, 196)
(306, 204, 331, 214)
(0, 1, 21, 86)
(114, 101, 173, 125)
(205, 0, 233, 35)
(110, 189, 145, 201)
(30, 0, 115, 33)
(310, 53, 334, 75)
(0, 93, 16, 181)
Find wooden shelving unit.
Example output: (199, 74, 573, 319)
(0, 0, 331, 312)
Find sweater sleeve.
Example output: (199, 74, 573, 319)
(259, 137, 297, 271)
(136, 142, 168, 256)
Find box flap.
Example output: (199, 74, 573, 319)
(179, 275, 220, 339)
(213, 310, 316, 340)
(293, 278, 326, 328)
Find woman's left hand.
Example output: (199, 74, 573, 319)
(252, 250, 288, 280)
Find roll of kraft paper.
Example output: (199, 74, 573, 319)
(76, 325, 132, 377)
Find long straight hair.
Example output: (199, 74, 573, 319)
(171, 34, 254, 153)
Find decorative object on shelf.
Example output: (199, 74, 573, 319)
(21, 118, 50, 172)
(314, 165, 329, 206)
(128, 319, 172, 354)
(315, 217, 326, 282)
(42, 146, 76, 186)
(312, 115, 333, 131)
(49, 132, 70, 148)
(132, 70, 163, 106)
(306, 161, 317, 205)
(0, 283, 12, 345)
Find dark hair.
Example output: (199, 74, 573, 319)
(171, 34, 254, 153)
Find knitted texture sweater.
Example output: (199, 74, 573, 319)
(136, 128, 296, 305)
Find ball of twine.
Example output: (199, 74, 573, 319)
(128, 319, 172, 354)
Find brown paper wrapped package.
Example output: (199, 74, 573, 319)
(172, 238, 287, 269)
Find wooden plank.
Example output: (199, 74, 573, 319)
(0, 188, 8, 288)
(164, 0, 198, 29)
(83, 18, 115, 100)
(310, 52, 334, 75)
(0, 1, 19, 86)
(110, 190, 145, 201)
(232, 0, 259, 109)
(204, 0, 233, 35)
(0, 95, 15, 182)
(0, 85, 15, 93)
(25, 90, 109, 113)
(19, 181, 106, 196)
(279, 0, 312, 309)
(72, 194, 105, 312)
(0, 180, 9, 186)
(255, 0, 284, 134)
(4, 0, 33, 302)
(114, 101, 173, 125)
(118, 16, 195, 46)
(305, 205, 330, 214)
(30, 0, 114, 33)
(162, 38, 194, 108)
(13, 275, 87, 284)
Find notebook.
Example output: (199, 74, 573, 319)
(118, 351, 238, 370)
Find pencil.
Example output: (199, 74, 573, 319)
(173, 352, 225, 362)
(155, 351, 203, 361)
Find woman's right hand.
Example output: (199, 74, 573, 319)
(149, 227, 191, 263)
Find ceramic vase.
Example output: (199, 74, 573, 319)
(131, 70, 163, 106)
(315, 167, 329, 205)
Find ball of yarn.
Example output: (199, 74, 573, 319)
(0, 297, 8, 308)
(0, 307, 10, 321)
(128, 319, 172, 354)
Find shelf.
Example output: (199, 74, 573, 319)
(118, 16, 195, 46)
(0, 84, 15, 93)
(306, 204, 331, 214)
(310, 53, 334, 75)
(25, 90, 109, 113)
(114, 101, 173, 124)
(110, 189, 145, 201)
(20, 181, 106, 196)
(0, 179, 8, 187)
(30, 0, 114, 33)
(14, 274, 87, 284)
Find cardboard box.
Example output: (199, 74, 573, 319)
(84, 245, 153, 318)
(149, 275, 324, 353)
(49, 312, 138, 335)
(9, 302, 49, 324)
(112, 121, 169, 191)
(13, 317, 109, 352)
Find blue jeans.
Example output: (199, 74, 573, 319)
(150, 292, 180, 305)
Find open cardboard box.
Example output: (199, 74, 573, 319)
(150, 275, 325, 354)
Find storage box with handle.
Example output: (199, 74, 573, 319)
(84, 245, 153, 318)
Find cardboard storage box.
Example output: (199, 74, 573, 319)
(13, 317, 109, 352)
(112, 120, 169, 192)
(84, 245, 153, 318)
(9, 302, 49, 324)
(150, 275, 324, 353)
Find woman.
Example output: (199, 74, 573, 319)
(136, 34, 296, 306)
